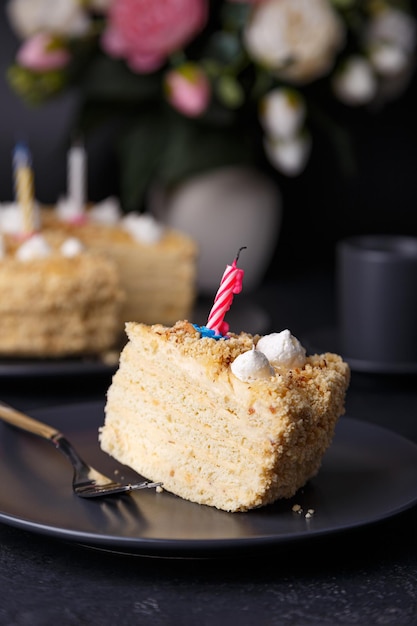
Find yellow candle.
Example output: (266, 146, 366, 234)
(13, 142, 36, 236)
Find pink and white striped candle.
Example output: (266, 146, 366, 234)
(206, 247, 246, 336)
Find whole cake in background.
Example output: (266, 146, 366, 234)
(99, 252, 350, 513)
(0, 201, 197, 357)
(0, 142, 198, 358)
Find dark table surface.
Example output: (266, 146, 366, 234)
(0, 268, 416, 626)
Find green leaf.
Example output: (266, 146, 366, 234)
(7, 65, 68, 105)
(157, 115, 255, 187)
(203, 32, 242, 65)
(79, 54, 161, 104)
(216, 74, 245, 108)
(116, 109, 169, 212)
(220, 3, 252, 30)
(74, 100, 123, 136)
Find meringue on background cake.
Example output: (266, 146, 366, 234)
(100, 323, 350, 512)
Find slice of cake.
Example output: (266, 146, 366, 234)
(0, 230, 124, 358)
(99, 322, 350, 512)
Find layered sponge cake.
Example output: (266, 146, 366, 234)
(0, 230, 124, 357)
(99, 321, 350, 512)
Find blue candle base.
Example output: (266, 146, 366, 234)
(192, 324, 227, 340)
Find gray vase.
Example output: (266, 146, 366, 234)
(149, 166, 282, 295)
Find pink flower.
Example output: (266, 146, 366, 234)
(101, 0, 208, 74)
(165, 63, 210, 117)
(17, 33, 70, 71)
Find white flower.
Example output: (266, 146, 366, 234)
(244, 0, 345, 84)
(6, 0, 91, 39)
(333, 56, 377, 106)
(264, 132, 312, 177)
(259, 88, 306, 141)
(366, 7, 416, 54)
(370, 43, 408, 77)
(366, 7, 416, 82)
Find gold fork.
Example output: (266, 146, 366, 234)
(0, 402, 161, 498)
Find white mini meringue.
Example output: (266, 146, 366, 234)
(121, 213, 164, 244)
(89, 196, 122, 225)
(56, 196, 85, 222)
(231, 346, 275, 382)
(0, 202, 41, 235)
(60, 237, 84, 257)
(16, 233, 51, 261)
(256, 329, 306, 369)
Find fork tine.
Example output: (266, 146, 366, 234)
(77, 480, 163, 498)
(129, 481, 163, 491)
(0, 402, 163, 499)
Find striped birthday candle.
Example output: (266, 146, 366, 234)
(206, 247, 246, 336)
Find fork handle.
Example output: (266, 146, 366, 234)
(0, 402, 90, 472)
(0, 402, 60, 441)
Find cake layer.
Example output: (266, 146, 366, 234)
(100, 321, 350, 512)
(0, 232, 124, 357)
(0, 251, 122, 312)
(0, 306, 120, 357)
(41, 209, 198, 325)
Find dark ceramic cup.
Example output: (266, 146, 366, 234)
(336, 234, 417, 367)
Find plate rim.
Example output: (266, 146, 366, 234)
(0, 357, 117, 378)
(0, 401, 416, 557)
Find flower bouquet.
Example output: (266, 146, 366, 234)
(6, 0, 416, 213)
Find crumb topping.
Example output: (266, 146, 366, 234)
(127, 320, 257, 365)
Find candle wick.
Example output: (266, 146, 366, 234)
(71, 132, 84, 148)
(235, 246, 247, 263)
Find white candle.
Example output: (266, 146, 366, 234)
(68, 139, 87, 215)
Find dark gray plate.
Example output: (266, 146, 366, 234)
(0, 402, 416, 558)
(0, 356, 117, 378)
